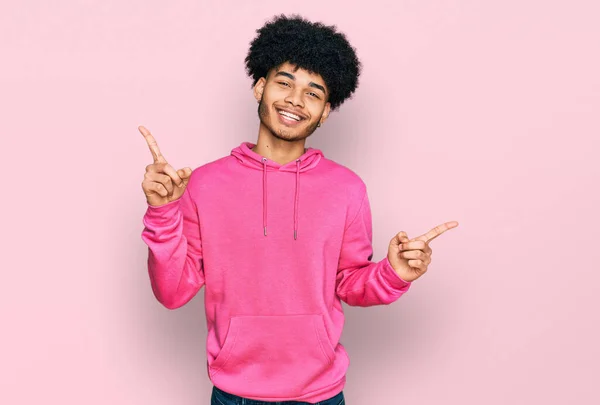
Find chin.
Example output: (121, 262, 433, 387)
(265, 120, 306, 140)
(274, 130, 308, 142)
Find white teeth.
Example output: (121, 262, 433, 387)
(278, 110, 301, 121)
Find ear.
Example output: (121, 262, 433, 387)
(253, 77, 266, 103)
(319, 102, 331, 125)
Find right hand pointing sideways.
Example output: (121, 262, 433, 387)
(139, 125, 192, 207)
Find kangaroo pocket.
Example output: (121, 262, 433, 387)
(208, 314, 336, 397)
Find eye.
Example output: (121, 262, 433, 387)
(277, 81, 290, 87)
(308, 92, 320, 99)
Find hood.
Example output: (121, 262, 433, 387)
(231, 141, 324, 240)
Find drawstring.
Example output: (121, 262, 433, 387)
(261, 156, 301, 240)
(294, 158, 300, 240)
(262, 157, 268, 236)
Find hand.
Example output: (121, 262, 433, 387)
(387, 221, 459, 282)
(139, 125, 192, 207)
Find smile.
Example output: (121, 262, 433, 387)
(277, 109, 303, 121)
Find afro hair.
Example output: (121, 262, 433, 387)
(244, 14, 362, 111)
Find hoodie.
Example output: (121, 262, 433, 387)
(141, 141, 412, 403)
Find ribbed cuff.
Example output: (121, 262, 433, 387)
(144, 199, 182, 223)
(381, 256, 412, 290)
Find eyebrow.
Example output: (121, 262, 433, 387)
(274, 71, 327, 95)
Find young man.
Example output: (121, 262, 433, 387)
(140, 14, 458, 405)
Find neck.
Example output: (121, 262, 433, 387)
(251, 123, 307, 165)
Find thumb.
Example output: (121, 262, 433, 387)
(391, 231, 410, 247)
(177, 167, 193, 186)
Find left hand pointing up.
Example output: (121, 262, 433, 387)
(387, 221, 459, 283)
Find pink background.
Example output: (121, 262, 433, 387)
(2, 0, 599, 404)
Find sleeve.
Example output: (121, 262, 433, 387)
(140, 184, 205, 309)
(335, 187, 412, 307)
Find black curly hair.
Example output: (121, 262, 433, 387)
(244, 14, 362, 111)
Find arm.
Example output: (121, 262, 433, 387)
(141, 185, 205, 309)
(335, 187, 412, 306)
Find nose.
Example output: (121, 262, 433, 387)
(284, 87, 304, 108)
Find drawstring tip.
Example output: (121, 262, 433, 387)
(264, 226, 267, 236)
(294, 230, 297, 240)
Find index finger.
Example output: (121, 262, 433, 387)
(415, 221, 459, 243)
(138, 125, 166, 163)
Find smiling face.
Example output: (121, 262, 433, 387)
(253, 62, 331, 143)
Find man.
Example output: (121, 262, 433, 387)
(140, 14, 458, 405)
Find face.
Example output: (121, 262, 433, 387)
(253, 62, 331, 143)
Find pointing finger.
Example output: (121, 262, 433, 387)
(416, 221, 459, 243)
(139, 125, 166, 163)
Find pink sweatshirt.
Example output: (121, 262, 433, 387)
(141, 141, 412, 403)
